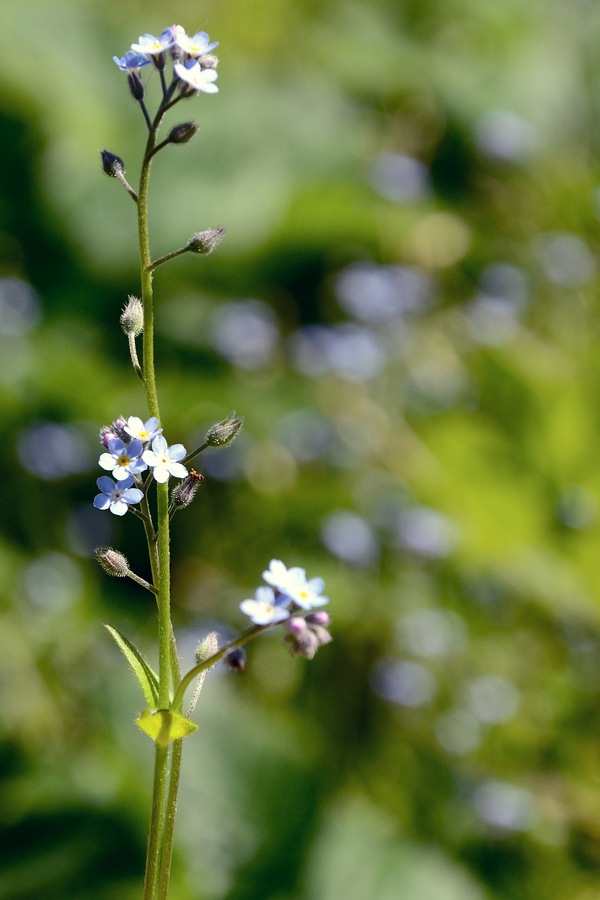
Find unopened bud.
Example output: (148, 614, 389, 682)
(309, 624, 333, 647)
(100, 149, 125, 178)
(127, 70, 145, 102)
(186, 227, 227, 255)
(198, 54, 219, 69)
(306, 611, 330, 626)
(152, 51, 167, 71)
(171, 469, 204, 509)
(284, 629, 320, 659)
(287, 616, 307, 634)
(95, 546, 129, 577)
(225, 647, 246, 673)
(168, 122, 199, 144)
(205, 413, 244, 447)
(195, 630, 219, 664)
(120, 295, 144, 336)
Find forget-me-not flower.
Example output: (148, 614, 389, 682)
(99, 438, 147, 481)
(113, 50, 152, 72)
(240, 586, 290, 625)
(174, 60, 219, 94)
(124, 416, 162, 443)
(262, 559, 329, 610)
(142, 435, 188, 483)
(176, 31, 219, 57)
(94, 475, 144, 516)
(131, 29, 176, 56)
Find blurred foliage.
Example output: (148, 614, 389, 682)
(4, 0, 600, 898)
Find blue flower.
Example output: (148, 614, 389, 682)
(99, 438, 147, 481)
(174, 60, 218, 94)
(240, 586, 290, 625)
(113, 50, 152, 72)
(262, 559, 329, 610)
(93, 475, 144, 516)
(123, 416, 162, 443)
(176, 31, 219, 57)
(142, 435, 188, 483)
(131, 30, 176, 55)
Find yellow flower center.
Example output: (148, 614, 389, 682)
(118, 455, 129, 466)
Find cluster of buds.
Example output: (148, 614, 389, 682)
(284, 611, 332, 660)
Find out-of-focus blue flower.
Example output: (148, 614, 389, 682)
(99, 438, 147, 481)
(123, 416, 162, 443)
(262, 559, 329, 610)
(131, 31, 176, 55)
(113, 50, 152, 71)
(176, 31, 219, 57)
(93, 476, 143, 516)
(142, 435, 188, 483)
(240, 586, 290, 625)
(174, 60, 219, 94)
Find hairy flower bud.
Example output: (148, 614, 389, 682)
(100, 149, 125, 178)
(152, 51, 167, 71)
(127, 70, 145, 102)
(171, 469, 204, 509)
(95, 546, 129, 577)
(306, 611, 330, 626)
(224, 647, 246, 673)
(120, 295, 144, 336)
(287, 616, 307, 634)
(167, 122, 199, 144)
(198, 53, 219, 69)
(205, 413, 244, 447)
(195, 630, 219, 664)
(186, 227, 227, 255)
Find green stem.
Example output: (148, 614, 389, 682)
(142, 744, 169, 900)
(157, 739, 183, 899)
(156, 482, 172, 707)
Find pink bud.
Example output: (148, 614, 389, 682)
(287, 616, 307, 634)
(307, 611, 330, 626)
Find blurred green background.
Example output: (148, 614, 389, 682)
(3, 0, 600, 897)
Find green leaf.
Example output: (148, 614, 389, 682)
(136, 708, 198, 746)
(105, 623, 160, 708)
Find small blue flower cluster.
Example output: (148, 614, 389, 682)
(94, 416, 188, 515)
(113, 25, 219, 94)
(240, 561, 332, 658)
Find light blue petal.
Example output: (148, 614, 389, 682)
(97, 476, 116, 491)
(152, 435, 168, 454)
(167, 463, 188, 479)
(307, 577, 325, 594)
(167, 443, 187, 462)
(108, 438, 126, 454)
(127, 439, 144, 458)
(255, 586, 275, 604)
(94, 494, 111, 510)
(123, 489, 143, 504)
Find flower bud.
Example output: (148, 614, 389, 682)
(120, 295, 144, 337)
(309, 624, 333, 647)
(306, 611, 330, 626)
(95, 546, 129, 577)
(167, 122, 199, 145)
(100, 149, 125, 178)
(224, 647, 246, 673)
(205, 413, 244, 447)
(171, 469, 204, 509)
(186, 227, 227, 255)
(284, 629, 320, 659)
(198, 54, 219, 69)
(287, 616, 307, 634)
(127, 70, 145, 102)
(195, 630, 219, 664)
(152, 51, 167, 71)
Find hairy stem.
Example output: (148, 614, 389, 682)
(142, 744, 169, 900)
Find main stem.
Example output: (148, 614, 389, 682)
(138, 104, 181, 900)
